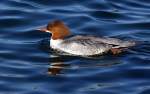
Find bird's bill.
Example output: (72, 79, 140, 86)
(37, 27, 51, 33)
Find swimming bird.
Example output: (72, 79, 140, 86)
(38, 20, 136, 56)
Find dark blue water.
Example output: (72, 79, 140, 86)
(1, 0, 150, 94)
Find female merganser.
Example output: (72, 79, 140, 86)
(38, 20, 136, 56)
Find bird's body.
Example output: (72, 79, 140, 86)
(39, 20, 136, 56)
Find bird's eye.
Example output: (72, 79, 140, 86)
(47, 23, 53, 30)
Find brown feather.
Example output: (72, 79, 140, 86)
(47, 20, 71, 40)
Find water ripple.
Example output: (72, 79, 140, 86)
(0, 0, 150, 94)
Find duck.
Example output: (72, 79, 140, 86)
(38, 20, 136, 56)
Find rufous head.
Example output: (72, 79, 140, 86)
(39, 20, 71, 40)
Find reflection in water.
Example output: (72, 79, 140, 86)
(47, 56, 121, 75)
(48, 62, 70, 75)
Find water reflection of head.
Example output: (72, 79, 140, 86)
(48, 62, 70, 75)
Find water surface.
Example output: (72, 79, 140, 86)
(0, 0, 150, 94)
